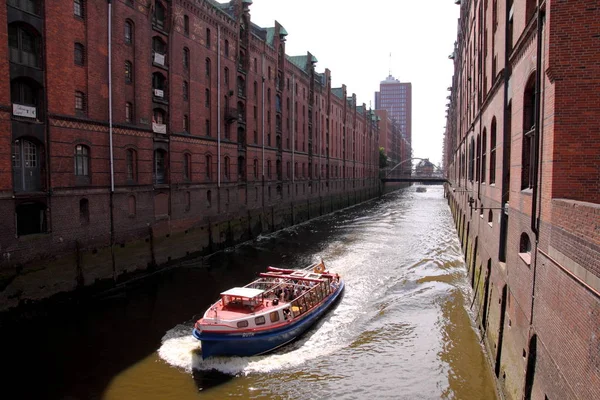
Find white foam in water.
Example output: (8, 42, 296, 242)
(157, 304, 354, 376)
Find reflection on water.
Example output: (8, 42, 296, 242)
(3, 186, 497, 400)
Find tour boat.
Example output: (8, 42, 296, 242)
(192, 260, 344, 359)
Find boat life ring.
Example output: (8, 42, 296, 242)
(314, 263, 325, 274)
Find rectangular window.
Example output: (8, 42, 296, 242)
(254, 316, 266, 325)
(74, 0, 83, 17)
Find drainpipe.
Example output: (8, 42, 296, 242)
(261, 54, 265, 207)
(531, 9, 545, 239)
(292, 74, 295, 184)
(107, 0, 114, 193)
(217, 27, 221, 188)
(530, 6, 546, 327)
(107, 0, 116, 280)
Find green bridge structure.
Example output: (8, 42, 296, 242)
(380, 158, 448, 184)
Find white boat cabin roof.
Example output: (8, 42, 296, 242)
(221, 287, 264, 299)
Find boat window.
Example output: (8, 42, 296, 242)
(269, 311, 280, 323)
(255, 316, 266, 325)
(237, 320, 249, 328)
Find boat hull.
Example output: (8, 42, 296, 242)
(193, 281, 344, 359)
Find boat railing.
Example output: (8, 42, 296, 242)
(289, 280, 332, 318)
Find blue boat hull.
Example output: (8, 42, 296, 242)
(193, 281, 344, 359)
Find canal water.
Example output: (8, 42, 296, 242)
(4, 186, 497, 400)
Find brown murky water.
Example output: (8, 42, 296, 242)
(3, 186, 497, 399)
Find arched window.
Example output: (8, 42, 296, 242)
(152, 36, 167, 66)
(205, 57, 211, 78)
(125, 102, 133, 123)
(522, 73, 536, 190)
(224, 156, 230, 179)
(253, 81, 257, 99)
(154, 149, 167, 184)
(74, 0, 84, 18)
(74, 144, 90, 177)
(482, 129, 487, 183)
(488, 210, 493, 225)
(183, 114, 189, 133)
(183, 80, 189, 101)
(238, 156, 245, 179)
(224, 39, 229, 57)
(125, 61, 133, 84)
(152, 72, 166, 97)
(476, 134, 481, 182)
(11, 78, 40, 111)
(124, 20, 133, 44)
(12, 138, 42, 192)
(205, 89, 210, 108)
(183, 47, 189, 69)
(183, 153, 191, 180)
(490, 117, 497, 184)
(205, 155, 212, 179)
(237, 76, 245, 97)
(183, 15, 189, 35)
(75, 91, 85, 112)
(253, 159, 258, 178)
(153, 1, 166, 30)
(206, 28, 211, 48)
(152, 108, 166, 133)
(224, 67, 229, 87)
(74, 43, 85, 66)
(8, 23, 41, 68)
(519, 233, 532, 265)
(126, 148, 137, 182)
(206, 190, 212, 207)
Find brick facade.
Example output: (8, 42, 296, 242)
(444, 1, 600, 399)
(0, 0, 380, 311)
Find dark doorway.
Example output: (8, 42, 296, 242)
(524, 334, 538, 400)
(12, 139, 42, 192)
(481, 259, 492, 331)
(16, 202, 47, 236)
(495, 285, 508, 377)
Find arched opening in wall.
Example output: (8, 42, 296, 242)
(465, 222, 470, 259)
(153, 149, 167, 184)
(488, 210, 493, 225)
(481, 128, 487, 183)
(206, 190, 212, 208)
(8, 22, 42, 68)
(519, 233, 532, 265)
(490, 117, 497, 184)
(152, 72, 167, 98)
(11, 77, 43, 121)
(152, 1, 167, 30)
(495, 284, 508, 377)
(523, 334, 538, 400)
(12, 138, 44, 192)
(16, 201, 47, 236)
(152, 36, 167, 66)
(238, 156, 245, 180)
(471, 236, 478, 288)
(476, 134, 481, 182)
(521, 73, 536, 190)
(79, 198, 89, 225)
(481, 258, 492, 332)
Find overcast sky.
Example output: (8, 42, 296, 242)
(249, 0, 460, 166)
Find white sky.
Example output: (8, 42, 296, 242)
(250, 0, 460, 166)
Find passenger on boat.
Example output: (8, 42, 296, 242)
(283, 308, 291, 320)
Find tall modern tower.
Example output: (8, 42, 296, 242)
(375, 74, 412, 172)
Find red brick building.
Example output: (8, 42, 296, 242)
(0, 0, 380, 310)
(444, 1, 600, 399)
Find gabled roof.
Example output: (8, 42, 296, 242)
(287, 55, 309, 72)
(332, 87, 344, 99)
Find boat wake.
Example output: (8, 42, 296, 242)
(158, 307, 351, 376)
